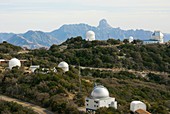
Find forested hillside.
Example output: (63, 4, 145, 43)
(52, 36, 170, 73)
(0, 39, 169, 113)
(0, 100, 37, 114)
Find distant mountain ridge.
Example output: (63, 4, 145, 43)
(0, 33, 15, 42)
(6, 31, 59, 49)
(50, 19, 170, 42)
(0, 19, 170, 49)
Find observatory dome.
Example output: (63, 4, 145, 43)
(86, 31, 95, 41)
(91, 85, 109, 98)
(129, 36, 134, 43)
(9, 58, 21, 70)
(130, 101, 146, 112)
(58, 61, 69, 72)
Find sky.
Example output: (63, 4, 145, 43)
(0, 0, 170, 33)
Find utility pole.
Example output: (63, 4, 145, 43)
(78, 63, 82, 94)
(107, 32, 110, 39)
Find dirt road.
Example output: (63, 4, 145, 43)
(0, 95, 53, 114)
(79, 66, 168, 76)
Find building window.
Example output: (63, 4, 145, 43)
(86, 104, 88, 106)
(94, 105, 96, 107)
(94, 101, 99, 103)
(86, 100, 89, 102)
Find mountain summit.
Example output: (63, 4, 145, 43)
(50, 19, 154, 41)
(0, 19, 170, 49)
(98, 19, 112, 28)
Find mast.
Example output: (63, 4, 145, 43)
(79, 64, 82, 94)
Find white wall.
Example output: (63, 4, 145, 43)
(85, 97, 117, 111)
(130, 101, 146, 112)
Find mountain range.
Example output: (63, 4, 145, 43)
(0, 19, 170, 49)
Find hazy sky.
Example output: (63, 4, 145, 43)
(0, 0, 170, 33)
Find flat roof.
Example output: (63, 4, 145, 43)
(143, 39, 159, 41)
(136, 109, 151, 114)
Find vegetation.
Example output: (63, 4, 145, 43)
(0, 66, 91, 114)
(25, 37, 170, 73)
(0, 37, 169, 113)
(0, 42, 22, 54)
(81, 68, 170, 113)
(0, 100, 37, 114)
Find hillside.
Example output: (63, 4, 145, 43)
(0, 41, 22, 54)
(54, 37, 170, 73)
(0, 41, 169, 113)
(0, 100, 37, 114)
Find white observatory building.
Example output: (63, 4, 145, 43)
(9, 58, 21, 70)
(143, 31, 164, 44)
(152, 31, 164, 43)
(130, 101, 147, 113)
(58, 61, 69, 72)
(30, 65, 40, 73)
(86, 31, 95, 41)
(85, 85, 117, 113)
(129, 36, 134, 43)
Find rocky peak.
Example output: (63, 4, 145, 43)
(98, 19, 112, 28)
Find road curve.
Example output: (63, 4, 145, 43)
(0, 95, 54, 114)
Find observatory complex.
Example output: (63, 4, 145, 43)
(85, 85, 117, 113)
(143, 31, 164, 44)
(58, 61, 69, 72)
(86, 31, 95, 41)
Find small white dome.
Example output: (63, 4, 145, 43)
(129, 36, 134, 40)
(86, 31, 95, 41)
(58, 61, 69, 72)
(129, 36, 134, 43)
(130, 101, 146, 112)
(9, 58, 21, 70)
(91, 85, 109, 98)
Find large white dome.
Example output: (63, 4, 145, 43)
(86, 31, 95, 41)
(58, 61, 69, 72)
(91, 85, 109, 98)
(9, 58, 21, 70)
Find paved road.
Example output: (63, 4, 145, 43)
(0, 95, 54, 114)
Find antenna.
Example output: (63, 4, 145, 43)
(78, 63, 82, 94)
(94, 82, 97, 87)
(107, 32, 110, 39)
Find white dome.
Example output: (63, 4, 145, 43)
(86, 31, 95, 41)
(91, 85, 109, 98)
(58, 61, 69, 72)
(129, 36, 134, 40)
(9, 58, 21, 70)
(129, 36, 134, 43)
(130, 101, 146, 112)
